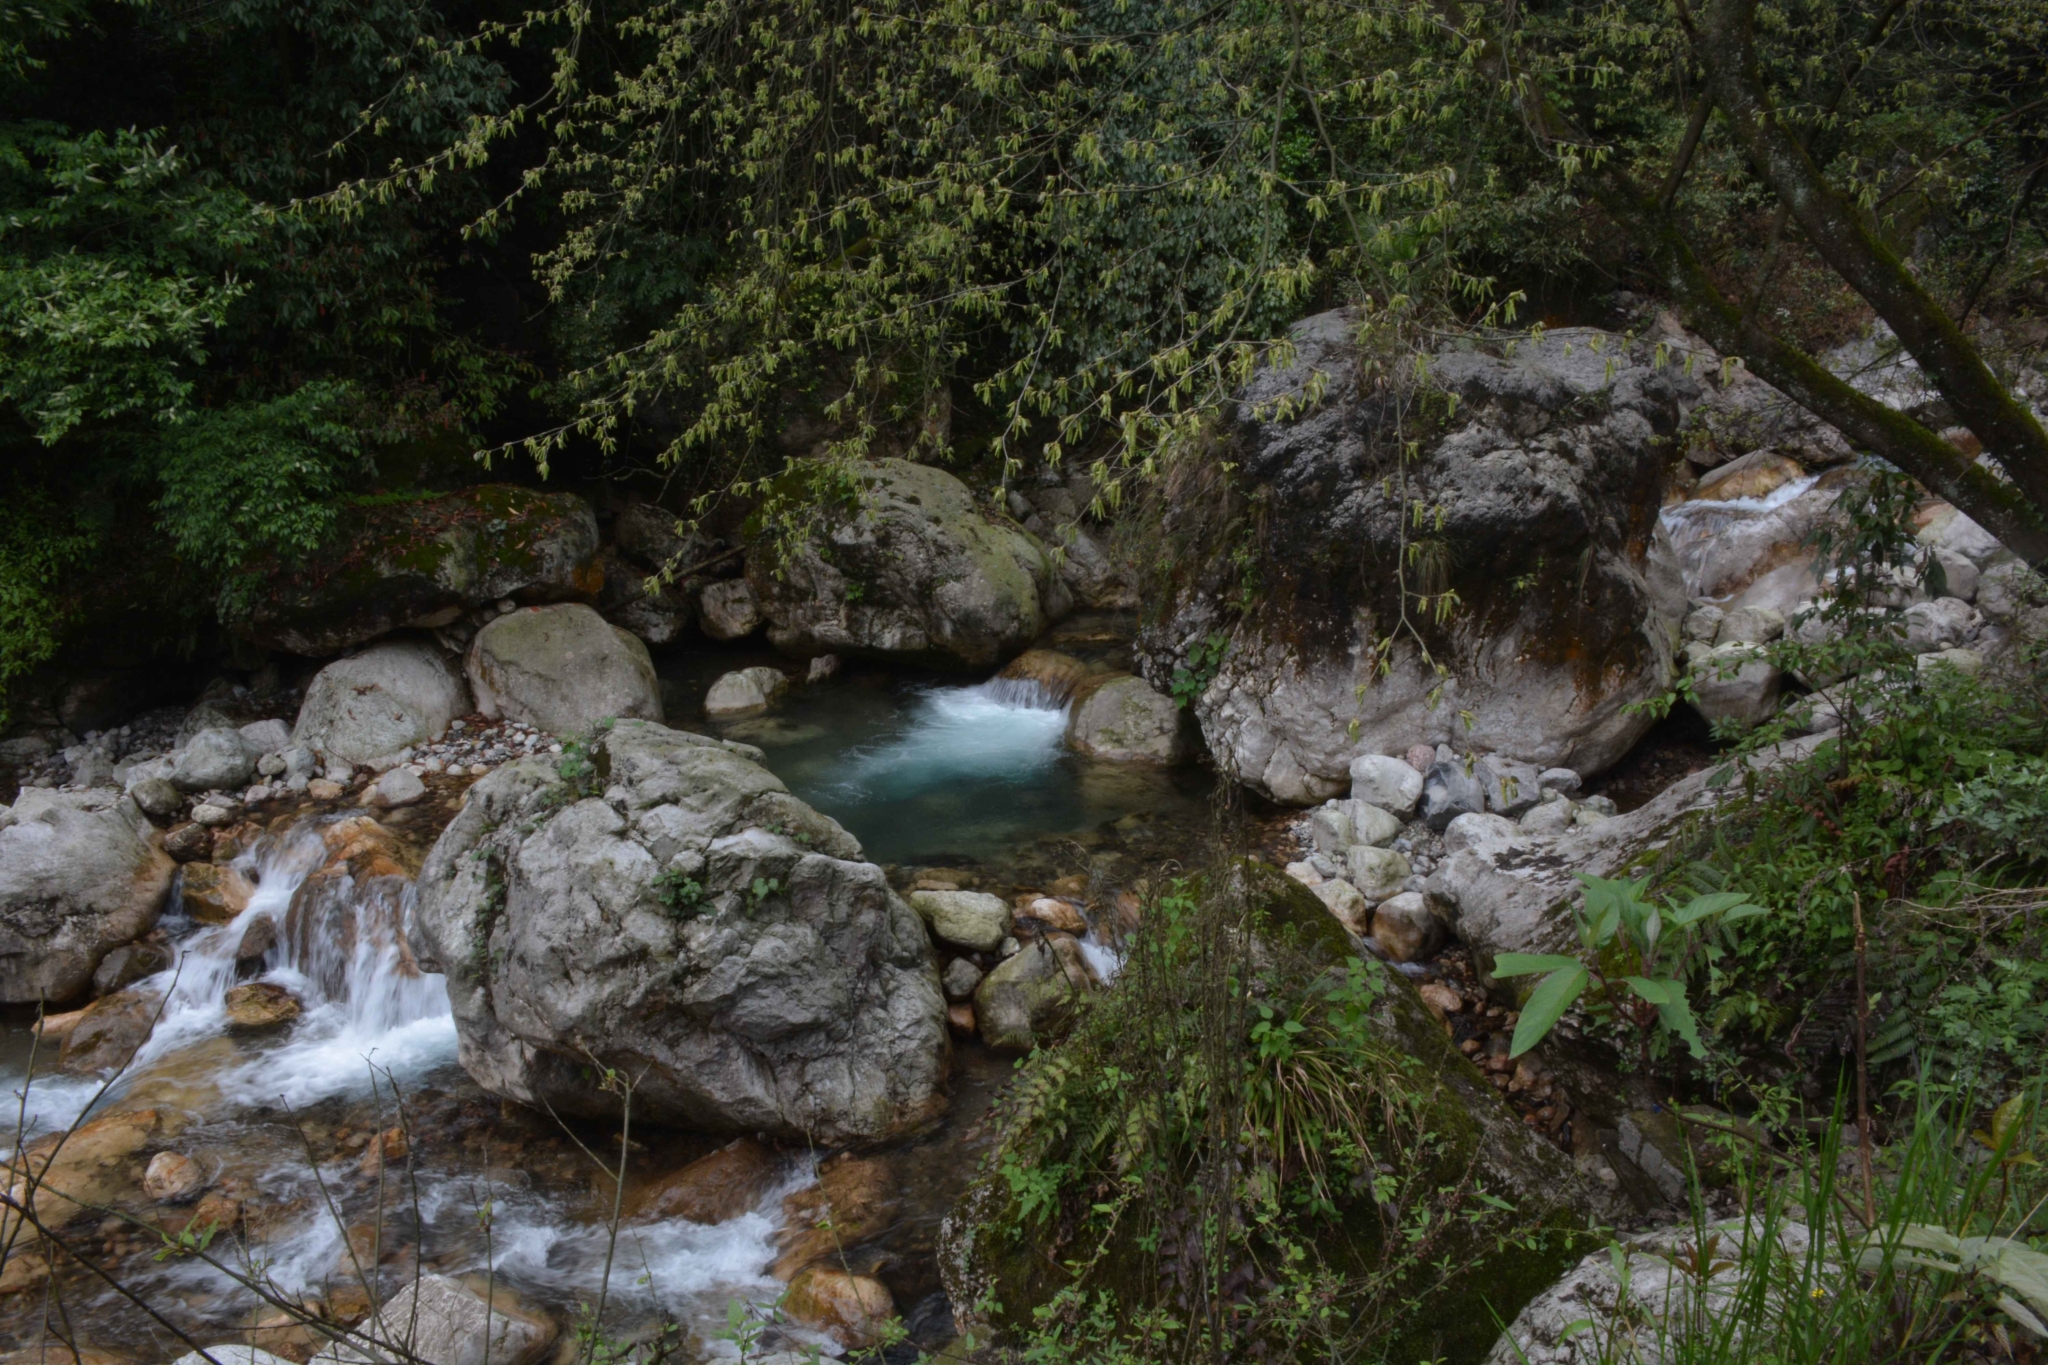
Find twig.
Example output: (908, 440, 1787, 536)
(1852, 889, 1877, 1227)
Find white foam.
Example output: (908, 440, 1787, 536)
(828, 680, 1069, 799)
(1076, 935, 1125, 984)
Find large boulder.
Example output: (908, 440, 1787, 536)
(746, 459, 1072, 667)
(1064, 674, 1188, 763)
(232, 485, 602, 656)
(1137, 314, 1688, 804)
(293, 639, 470, 764)
(465, 603, 663, 735)
(0, 790, 175, 1003)
(411, 719, 949, 1143)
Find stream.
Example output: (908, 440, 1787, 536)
(1, 624, 1219, 1362)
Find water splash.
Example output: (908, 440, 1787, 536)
(823, 679, 1069, 802)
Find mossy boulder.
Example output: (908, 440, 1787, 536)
(938, 863, 1597, 1365)
(746, 459, 1071, 668)
(234, 486, 601, 655)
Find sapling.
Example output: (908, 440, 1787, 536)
(1492, 873, 1766, 1068)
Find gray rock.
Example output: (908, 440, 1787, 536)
(908, 890, 1012, 954)
(312, 1274, 555, 1365)
(699, 578, 763, 639)
(1519, 799, 1579, 836)
(177, 703, 240, 744)
(1444, 812, 1523, 854)
(1428, 736, 1827, 962)
(190, 802, 236, 828)
(1690, 644, 1781, 730)
(0, 790, 175, 1003)
(703, 666, 790, 719)
(941, 957, 985, 1002)
(614, 501, 699, 570)
(129, 778, 182, 822)
(1420, 760, 1485, 831)
(1977, 561, 2043, 622)
(1349, 754, 1424, 817)
(1309, 803, 1353, 859)
(1714, 604, 1785, 645)
(412, 719, 946, 1142)
(1064, 674, 1187, 763)
(1136, 313, 1687, 805)
(1310, 877, 1370, 934)
(172, 730, 256, 793)
(1680, 604, 1724, 642)
(1537, 767, 1582, 796)
(69, 750, 117, 789)
(1484, 1217, 1817, 1365)
(295, 640, 470, 766)
(747, 459, 1071, 668)
(1917, 647, 1984, 677)
(466, 603, 663, 735)
(974, 935, 1094, 1050)
(367, 767, 426, 808)
(1900, 596, 1974, 654)
(1933, 549, 1979, 602)
(1346, 800, 1401, 849)
(1477, 755, 1543, 816)
(237, 719, 292, 755)
(597, 546, 695, 646)
(92, 940, 172, 995)
(807, 653, 841, 683)
(1917, 502, 2006, 568)
(1344, 844, 1410, 901)
(256, 752, 286, 778)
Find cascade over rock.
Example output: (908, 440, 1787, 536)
(745, 458, 1072, 667)
(232, 485, 602, 656)
(1137, 311, 1691, 805)
(411, 719, 949, 1143)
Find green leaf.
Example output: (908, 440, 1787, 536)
(1620, 975, 1681, 1005)
(1490, 952, 1582, 978)
(1657, 990, 1707, 1059)
(1509, 965, 1587, 1058)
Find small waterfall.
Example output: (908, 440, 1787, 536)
(129, 818, 456, 1106)
(828, 678, 1071, 800)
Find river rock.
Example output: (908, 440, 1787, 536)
(623, 1137, 780, 1223)
(412, 719, 948, 1143)
(466, 603, 663, 734)
(773, 1152, 896, 1278)
(366, 767, 426, 809)
(699, 578, 762, 639)
(1064, 674, 1187, 763)
(703, 666, 789, 719)
(1349, 754, 1423, 817)
(1429, 735, 1828, 962)
(180, 862, 255, 922)
(236, 485, 600, 656)
(130, 777, 183, 821)
(1343, 845, 1410, 902)
(223, 982, 301, 1031)
(57, 986, 161, 1073)
(1136, 315, 1690, 805)
(2, 1106, 177, 1239)
(909, 889, 1012, 954)
(91, 940, 171, 994)
(783, 1266, 897, 1351)
(1311, 877, 1370, 935)
(1022, 897, 1087, 934)
(1420, 761, 1485, 831)
(1371, 891, 1444, 963)
(143, 1150, 206, 1204)
(1519, 798, 1579, 836)
(173, 729, 256, 793)
(313, 1273, 556, 1365)
(0, 790, 175, 1004)
(999, 648, 1096, 701)
(1715, 604, 1785, 646)
(163, 822, 213, 862)
(942, 957, 985, 1001)
(1900, 597, 1974, 653)
(1484, 1216, 1816, 1365)
(1690, 644, 1781, 730)
(1477, 755, 1543, 816)
(173, 1350, 298, 1365)
(294, 640, 470, 765)
(746, 458, 1071, 668)
(598, 546, 694, 645)
(1445, 812, 1523, 853)
(974, 934, 1094, 1050)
